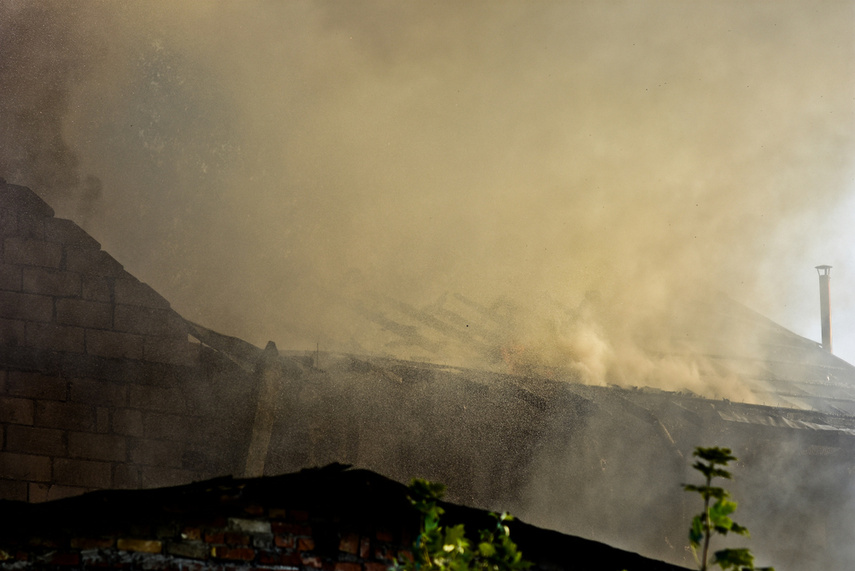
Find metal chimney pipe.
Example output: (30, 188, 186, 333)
(816, 265, 832, 353)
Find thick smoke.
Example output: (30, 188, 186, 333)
(2, 1, 855, 384)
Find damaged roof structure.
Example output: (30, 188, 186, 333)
(2, 181, 854, 569)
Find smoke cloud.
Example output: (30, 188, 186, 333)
(2, 1, 855, 388)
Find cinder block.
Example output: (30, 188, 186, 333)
(112, 408, 144, 437)
(5, 425, 66, 456)
(7, 371, 68, 400)
(35, 400, 95, 431)
(16, 214, 45, 240)
(81, 275, 112, 302)
(129, 384, 187, 414)
(143, 337, 200, 367)
(0, 477, 28, 501)
(85, 329, 144, 360)
(0, 318, 25, 347)
(22, 267, 81, 297)
(96, 406, 110, 433)
(0, 209, 17, 236)
(25, 321, 85, 354)
(130, 438, 184, 468)
(0, 290, 53, 322)
(139, 465, 194, 489)
(0, 263, 22, 291)
(0, 451, 51, 481)
(142, 412, 192, 441)
(69, 378, 128, 407)
(3, 237, 61, 268)
(44, 218, 100, 249)
(56, 298, 112, 329)
(114, 278, 170, 309)
(64, 247, 125, 277)
(52, 457, 112, 488)
(28, 482, 88, 502)
(0, 396, 34, 425)
(68, 431, 128, 462)
(114, 304, 185, 337)
(113, 463, 141, 489)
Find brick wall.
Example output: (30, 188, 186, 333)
(0, 182, 255, 501)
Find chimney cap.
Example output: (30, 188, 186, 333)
(816, 265, 832, 275)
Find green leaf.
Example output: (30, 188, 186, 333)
(689, 515, 704, 547)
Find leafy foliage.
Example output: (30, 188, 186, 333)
(683, 447, 773, 571)
(392, 479, 531, 571)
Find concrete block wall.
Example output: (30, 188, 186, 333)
(0, 182, 252, 502)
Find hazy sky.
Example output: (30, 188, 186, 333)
(3, 1, 855, 368)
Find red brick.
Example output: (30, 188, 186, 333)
(291, 510, 309, 521)
(360, 537, 371, 559)
(44, 218, 100, 249)
(0, 397, 34, 425)
(35, 400, 94, 431)
(0, 318, 24, 346)
(7, 371, 67, 400)
(71, 538, 115, 549)
(335, 563, 361, 571)
(5, 425, 65, 456)
(81, 275, 112, 302)
(211, 547, 255, 561)
(130, 439, 184, 467)
(297, 537, 315, 551)
(3, 237, 61, 268)
(182, 527, 202, 541)
(0, 452, 51, 481)
(69, 378, 127, 407)
(65, 247, 125, 277)
(22, 267, 81, 297)
(48, 552, 80, 566)
(53, 457, 112, 488)
(25, 322, 85, 353)
(365, 563, 388, 571)
(56, 298, 112, 329)
(114, 278, 170, 309)
(68, 431, 127, 462)
(113, 463, 141, 489)
(166, 542, 209, 560)
(117, 538, 162, 553)
(112, 408, 144, 437)
(129, 385, 187, 413)
(0, 290, 53, 321)
(85, 329, 143, 360)
(272, 522, 312, 536)
(204, 532, 225, 544)
(0, 263, 22, 291)
(114, 305, 185, 337)
(375, 531, 394, 542)
(258, 552, 302, 566)
(274, 535, 295, 548)
(301, 554, 323, 568)
(339, 533, 359, 554)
